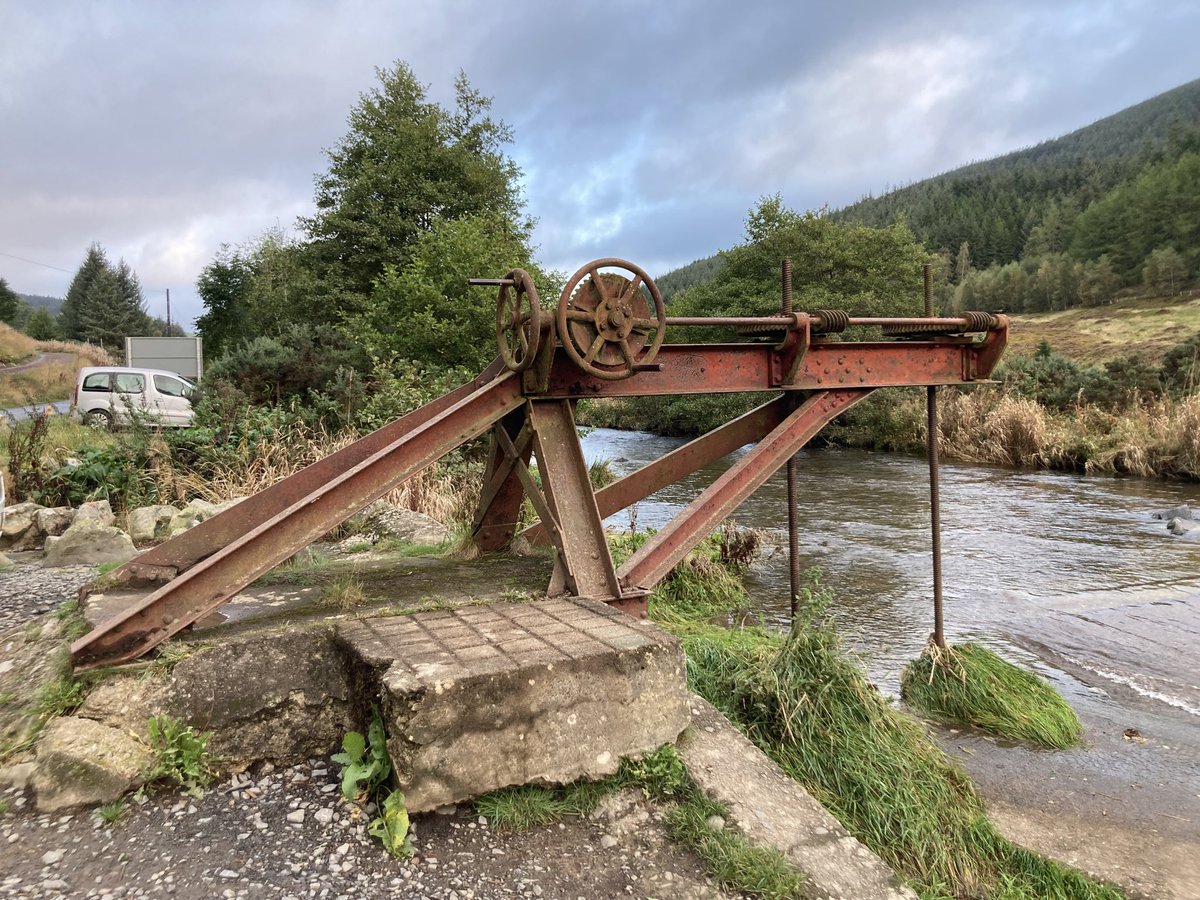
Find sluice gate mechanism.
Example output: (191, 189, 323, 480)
(71, 258, 1008, 671)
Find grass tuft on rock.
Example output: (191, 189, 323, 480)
(901, 642, 1083, 749)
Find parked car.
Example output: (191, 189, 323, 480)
(71, 366, 197, 428)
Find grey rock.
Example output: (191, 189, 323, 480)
(41, 849, 65, 865)
(33, 716, 152, 811)
(1152, 505, 1193, 521)
(74, 500, 115, 527)
(33, 507, 74, 539)
(126, 504, 180, 544)
(0, 761, 38, 790)
(357, 501, 451, 546)
(1167, 516, 1200, 537)
(167, 628, 355, 770)
(705, 814, 726, 832)
(0, 551, 10, 568)
(42, 520, 136, 568)
(0, 501, 42, 549)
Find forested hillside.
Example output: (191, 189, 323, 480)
(658, 78, 1200, 318)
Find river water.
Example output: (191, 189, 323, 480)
(579, 427, 1200, 715)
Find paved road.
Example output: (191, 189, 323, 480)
(2, 399, 70, 421)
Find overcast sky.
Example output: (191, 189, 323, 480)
(2, 0, 1198, 329)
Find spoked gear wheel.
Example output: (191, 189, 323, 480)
(495, 269, 543, 373)
(556, 258, 666, 380)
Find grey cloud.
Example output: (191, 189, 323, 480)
(2, 0, 1198, 329)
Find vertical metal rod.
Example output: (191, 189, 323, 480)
(924, 263, 946, 649)
(782, 259, 802, 626)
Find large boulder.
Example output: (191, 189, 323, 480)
(34, 506, 75, 539)
(1152, 505, 1193, 521)
(126, 504, 180, 544)
(74, 499, 116, 527)
(1, 501, 44, 549)
(357, 501, 451, 546)
(43, 520, 136, 568)
(33, 716, 152, 811)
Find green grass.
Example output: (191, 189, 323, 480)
(0, 798, 11, 816)
(474, 746, 808, 899)
(676, 606, 1119, 900)
(319, 573, 367, 610)
(96, 799, 128, 825)
(902, 643, 1083, 749)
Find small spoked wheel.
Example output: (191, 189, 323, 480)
(556, 258, 666, 380)
(495, 269, 543, 373)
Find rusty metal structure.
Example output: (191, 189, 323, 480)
(71, 258, 1007, 670)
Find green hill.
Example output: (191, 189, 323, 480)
(658, 78, 1200, 309)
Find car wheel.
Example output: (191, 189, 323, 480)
(84, 409, 114, 430)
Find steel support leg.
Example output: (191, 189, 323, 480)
(472, 408, 533, 551)
(526, 400, 636, 612)
(618, 389, 872, 595)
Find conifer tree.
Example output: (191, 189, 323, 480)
(0, 276, 20, 323)
(60, 244, 108, 339)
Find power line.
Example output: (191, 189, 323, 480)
(0, 250, 74, 275)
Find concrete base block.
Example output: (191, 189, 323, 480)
(338, 597, 690, 813)
(679, 696, 916, 900)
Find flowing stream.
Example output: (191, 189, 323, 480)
(579, 427, 1200, 718)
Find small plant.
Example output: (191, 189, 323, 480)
(320, 574, 367, 610)
(330, 707, 391, 800)
(146, 715, 215, 798)
(96, 561, 122, 575)
(35, 676, 85, 719)
(344, 540, 374, 554)
(368, 790, 413, 859)
(95, 799, 128, 825)
(0, 798, 11, 816)
(332, 709, 413, 859)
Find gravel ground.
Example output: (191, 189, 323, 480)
(0, 559, 744, 900)
(1, 760, 740, 900)
(0, 554, 94, 631)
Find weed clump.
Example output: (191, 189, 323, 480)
(901, 642, 1083, 749)
(146, 715, 215, 797)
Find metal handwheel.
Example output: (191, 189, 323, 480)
(495, 268, 543, 373)
(556, 258, 666, 380)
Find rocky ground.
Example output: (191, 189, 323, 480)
(1, 759, 739, 900)
(0, 556, 743, 900)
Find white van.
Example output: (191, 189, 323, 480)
(72, 366, 197, 428)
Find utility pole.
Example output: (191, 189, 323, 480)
(166, 288, 172, 331)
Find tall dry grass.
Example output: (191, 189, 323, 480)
(933, 387, 1200, 479)
(173, 422, 481, 524)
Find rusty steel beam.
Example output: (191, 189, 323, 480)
(520, 394, 792, 547)
(527, 400, 624, 603)
(472, 408, 533, 551)
(110, 358, 508, 580)
(545, 339, 1002, 398)
(71, 372, 524, 670)
(617, 389, 872, 594)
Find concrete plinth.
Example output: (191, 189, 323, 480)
(338, 597, 691, 813)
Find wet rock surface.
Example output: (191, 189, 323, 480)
(0, 760, 743, 899)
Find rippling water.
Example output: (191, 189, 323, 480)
(580, 427, 1200, 709)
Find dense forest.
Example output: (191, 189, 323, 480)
(659, 78, 1200, 315)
